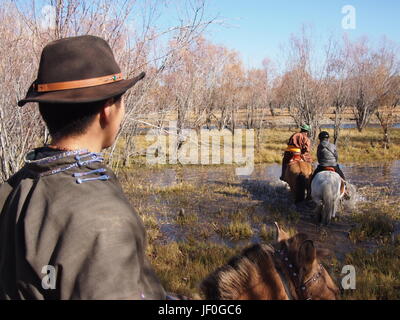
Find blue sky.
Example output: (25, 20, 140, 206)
(26, 0, 400, 69)
(201, 0, 400, 68)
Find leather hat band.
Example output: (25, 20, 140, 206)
(34, 73, 123, 92)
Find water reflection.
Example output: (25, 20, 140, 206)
(342, 161, 400, 196)
(144, 161, 399, 197)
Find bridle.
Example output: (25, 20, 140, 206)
(274, 247, 325, 300)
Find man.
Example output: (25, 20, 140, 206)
(0, 35, 165, 300)
(280, 124, 312, 181)
(311, 131, 346, 181)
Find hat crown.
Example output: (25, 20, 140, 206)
(300, 124, 311, 132)
(319, 131, 330, 140)
(37, 35, 121, 84)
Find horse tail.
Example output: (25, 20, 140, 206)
(295, 173, 307, 203)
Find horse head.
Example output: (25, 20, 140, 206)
(200, 223, 340, 300)
(274, 223, 340, 300)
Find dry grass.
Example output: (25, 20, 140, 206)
(349, 189, 400, 244)
(114, 127, 400, 167)
(259, 224, 275, 242)
(147, 241, 240, 298)
(338, 188, 400, 299)
(254, 127, 400, 164)
(339, 245, 400, 300)
(350, 210, 395, 244)
(218, 220, 253, 240)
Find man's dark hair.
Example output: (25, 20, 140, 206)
(39, 94, 123, 140)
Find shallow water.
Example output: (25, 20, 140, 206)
(134, 160, 399, 253)
(342, 161, 400, 196)
(144, 160, 400, 196)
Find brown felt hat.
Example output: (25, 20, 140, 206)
(18, 35, 145, 107)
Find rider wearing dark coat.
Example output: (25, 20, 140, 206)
(312, 131, 345, 181)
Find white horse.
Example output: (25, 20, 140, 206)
(311, 171, 347, 226)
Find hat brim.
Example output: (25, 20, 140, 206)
(18, 72, 145, 107)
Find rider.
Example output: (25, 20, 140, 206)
(311, 131, 346, 181)
(280, 124, 312, 182)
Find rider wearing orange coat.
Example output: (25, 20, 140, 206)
(280, 124, 313, 181)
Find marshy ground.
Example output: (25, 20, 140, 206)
(117, 128, 400, 299)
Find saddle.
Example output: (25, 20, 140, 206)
(322, 166, 336, 172)
(289, 153, 303, 164)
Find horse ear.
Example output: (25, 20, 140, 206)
(274, 222, 289, 242)
(298, 240, 316, 269)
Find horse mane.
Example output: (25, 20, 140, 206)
(200, 244, 275, 300)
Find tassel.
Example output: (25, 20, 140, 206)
(76, 175, 110, 184)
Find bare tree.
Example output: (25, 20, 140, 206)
(279, 27, 329, 140)
(375, 75, 400, 149)
(325, 36, 352, 144)
(0, 0, 216, 179)
(347, 37, 398, 132)
(0, 3, 43, 181)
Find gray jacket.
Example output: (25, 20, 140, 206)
(0, 148, 166, 300)
(317, 140, 338, 167)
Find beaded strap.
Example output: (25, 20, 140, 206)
(37, 151, 110, 184)
(26, 149, 89, 165)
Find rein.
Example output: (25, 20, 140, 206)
(273, 247, 324, 300)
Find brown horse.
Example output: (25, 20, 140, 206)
(200, 223, 339, 300)
(284, 159, 313, 203)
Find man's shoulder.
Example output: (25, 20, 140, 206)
(26, 168, 136, 223)
(319, 141, 336, 152)
(33, 171, 143, 241)
(327, 141, 337, 150)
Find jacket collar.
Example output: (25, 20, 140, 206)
(24, 148, 105, 178)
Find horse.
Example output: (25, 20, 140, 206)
(200, 223, 339, 300)
(311, 171, 349, 226)
(284, 158, 313, 203)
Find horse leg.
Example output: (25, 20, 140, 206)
(314, 200, 323, 224)
(332, 198, 340, 221)
(305, 182, 312, 201)
(295, 174, 306, 203)
(322, 194, 334, 226)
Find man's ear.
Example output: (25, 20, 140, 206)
(274, 222, 289, 242)
(298, 240, 316, 270)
